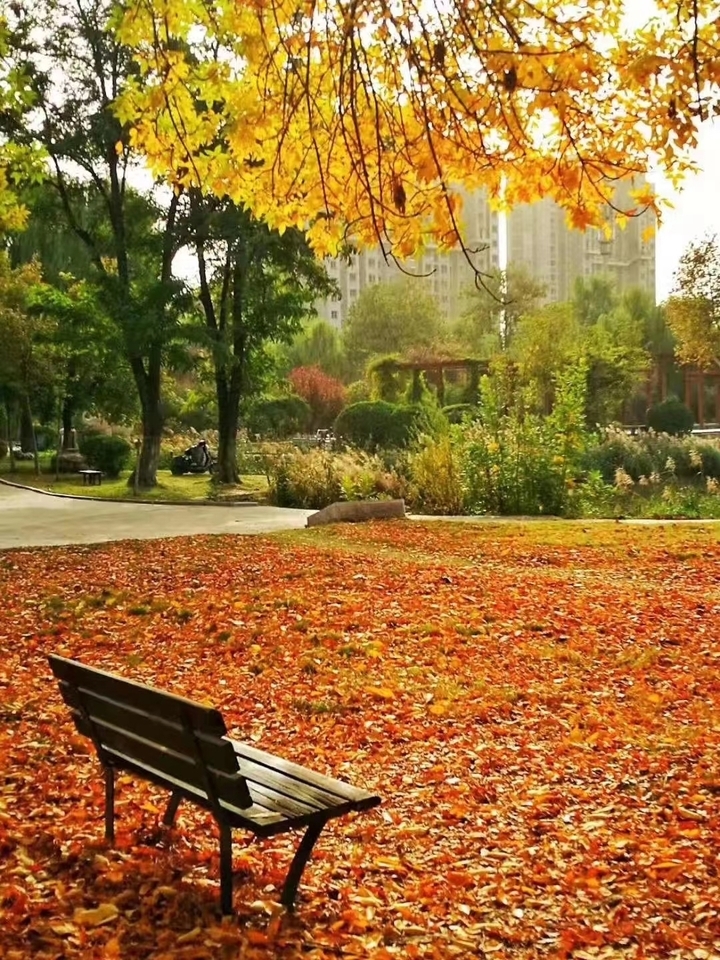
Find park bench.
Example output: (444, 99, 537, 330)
(47, 655, 381, 914)
(78, 469, 102, 486)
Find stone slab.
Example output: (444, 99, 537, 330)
(306, 498, 406, 528)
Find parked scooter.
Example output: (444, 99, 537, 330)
(170, 440, 216, 476)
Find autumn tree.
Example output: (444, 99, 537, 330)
(114, 0, 718, 269)
(288, 366, 347, 431)
(666, 236, 720, 368)
(343, 280, 443, 378)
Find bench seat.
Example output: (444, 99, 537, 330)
(48, 655, 381, 914)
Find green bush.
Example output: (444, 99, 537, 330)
(246, 395, 311, 439)
(78, 433, 132, 478)
(443, 403, 477, 425)
(646, 397, 694, 436)
(335, 400, 444, 451)
(0, 439, 6, 459)
(455, 362, 589, 516)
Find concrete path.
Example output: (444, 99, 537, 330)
(0, 484, 313, 550)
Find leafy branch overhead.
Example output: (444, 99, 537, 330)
(115, 0, 718, 262)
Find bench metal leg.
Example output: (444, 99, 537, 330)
(105, 766, 115, 843)
(163, 792, 182, 827)
(219, 824, 233, 915)
(281, 819, 326, 911)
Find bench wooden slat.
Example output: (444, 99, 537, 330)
(50, 656, 227, 736)
(237, 755, 359, 812)
(68, 712, 253, 809)
(230, 740, 378, 808)
(58, 682, 238, 774)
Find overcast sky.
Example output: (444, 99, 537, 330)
(650, 119, 719, 301)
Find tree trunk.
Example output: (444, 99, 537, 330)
(61, 395, 76, 450)
(216, 371, 241, 485)
(129, 353, 163, 488)
(20, 402, 34, 453)
(5, 399, 15, 473)
(25, 394, 40, 476)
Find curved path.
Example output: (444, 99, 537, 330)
(0, 484, 312, 550)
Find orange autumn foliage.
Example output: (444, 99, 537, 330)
(1, 521, 720, 958)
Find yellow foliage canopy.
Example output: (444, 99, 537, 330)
(113, 1, 718, 258)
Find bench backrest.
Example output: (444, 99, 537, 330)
(48, 655, 252, 812)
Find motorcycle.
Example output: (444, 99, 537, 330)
(170, 441, 217, 476)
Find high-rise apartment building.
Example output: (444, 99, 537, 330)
(316, 191, 501, 328)
(506, 179, 656, 303)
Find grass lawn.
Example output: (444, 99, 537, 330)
(1, 520, 719, 958)
(0, 456, 268, 502)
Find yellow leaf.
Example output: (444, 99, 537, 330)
(429, 701, 449, 716)
(177, 926, 202, 945)
(366, 685, 395, 701)
(74, 903, 119, 927)
(115, 140, 124, 156)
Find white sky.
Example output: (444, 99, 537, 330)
(650, 119, 720, 301)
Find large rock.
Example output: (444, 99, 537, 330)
(307, 498, 406, 528)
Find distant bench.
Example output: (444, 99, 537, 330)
(48, 655, 381, 914)
(78, 469, 102, 486)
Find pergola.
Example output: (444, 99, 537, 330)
(372, 357, 490, 406)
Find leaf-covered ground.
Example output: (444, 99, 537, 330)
(1, 521, 720, 960)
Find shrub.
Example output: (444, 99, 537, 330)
(0, 439, 6, 459)
(288, 366, 346, 430)
(246, 395, 311, 439)
(78, 433, 132, 478)
(262, 445, 407, 509)
(408, 435, 464, 514)
(646, 397, 694, 436)
(335, 400, 444, 451)
(443, 403, 477, 425)
(582, 427, 720, 484)
(455, 362, 589, 516)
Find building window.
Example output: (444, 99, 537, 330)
(331, 310, 338, 320)
(368, 274, 376, 283)
(350, 288, 357, 298)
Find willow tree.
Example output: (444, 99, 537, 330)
(116, 0, 718, 268)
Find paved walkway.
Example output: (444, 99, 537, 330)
(0, 484, 313, 550)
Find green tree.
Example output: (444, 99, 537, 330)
(187, 194, 334, 483)
(343, 280, 443, 377)
(281, 320, 349, 382)
(511, 304, 581, 412)
(455, 266, 547, 354)
(572, 276, 619, 326)
(29, 276, 136, 446)
(0, 254, 54, 470)
(6, 0, 187, 487)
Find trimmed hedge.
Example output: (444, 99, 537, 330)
(334, 400, 444, 450)
(78, 433, 132, 478)
(646, 397, 694, 437)
(246, 395, 311, 439)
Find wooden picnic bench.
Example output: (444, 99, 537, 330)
(48, 655, 381, 914)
